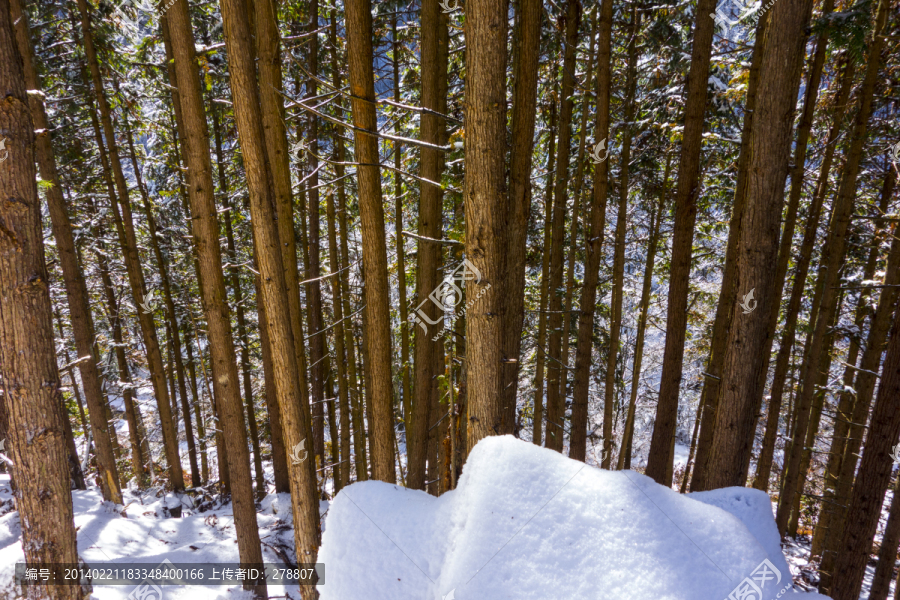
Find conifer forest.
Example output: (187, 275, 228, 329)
(0, 0, 898, 595)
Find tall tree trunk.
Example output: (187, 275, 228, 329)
(645, 0, 718, 485)
(182, 320, 209, 484)
(166, 6, 267, 594)
(257, 283, 291, 493)
(330, 9, 367, 481)
(209, 93, 272, 494)
(121, 98, 201, 488)
(545, 0, 581, 453)
(568, 0, 612, 462)
(252, 0, 314, 493)
(12, 0, 121, 502)
(705, 0, 813, 490)
(601, 5, 640, 468)
(345, 0, 397, 482)
(52, 311, 89, 490)
(776, 0, 887, 534)
(830, 297, 900, 600)
(0, 4, 86, 594)
(74, 0, 184, 491)
(619, 160, 669, 471)
(390, 15, 411, 459)
(502, 0, 543, 429)
(218, 0, 321, 589)
(559, 9, 598, 417)
(753, 55, 856, 492)
(89, 204, 150, 487)
(689, 12, 767, 491)
(464, 0, 511, 451)
(408, 0, 450, 488)
(810, 163, 896, 556)
(818, 205, 900, 590)
(532, 97, 558, 446)
(743, 0, 836, 486)
(787, 293, 842, 534)
(869, 474, 900, 600)
(303, 0, 327, 468)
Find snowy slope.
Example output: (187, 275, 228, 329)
(319, 435, 831, 600)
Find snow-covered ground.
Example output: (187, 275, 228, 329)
(319, 436, 830, 600)
(0, 477, 322, 599)
(2, 435, 892, 599)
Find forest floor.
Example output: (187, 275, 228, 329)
(0, 436, 893, 599)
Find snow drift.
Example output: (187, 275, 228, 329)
(319, 435, 830, 600)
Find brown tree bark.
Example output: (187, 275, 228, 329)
(689, 12, 767, 491)
(166, 3, 267, 595)
(88, 202, 150, 487)
(752, 55, 856, 492)
(345, 0, 397, 482)
(601, 5, 640, 468)
(830, 295, 900, 600)
(645, 0, 718, 485)
(869, 475, 900, 600)
(559, 9, 598, 417)
(619, 158, 669, 471)
(408, 0, 450, 489)
(12, 0, 121, 502)
(252, 0, 314, 491)
(776, 0, 887, 534)
(121, 97, 201, 488)
(330, 9, 367, 482)
(0, 2, 86, 593)
(208, 94, 271, 494)
(74, 0, 184, 491)
(704, 0, 813, 490)
(52, 311, 89, 490)
(464, 0, 511, 451)
(302, 0, 328, 469)
(218, 0, 321, 588)
(818, 212, 900, 589)
(502, 0, 543, 429)
(568, 0, 613, 462)
(741, 0, 836, 488)
(810, 163, 896, 556)
(532, 96, 558, 447)
(390, 15, 411, 463)
(545, 0, 582, 453)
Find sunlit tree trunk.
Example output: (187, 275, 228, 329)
(218, 0, 321, 589)
(12, 0, 121, 501)
(568, 0, 612, 462)
(0, 3, 86, 593)
(645, 0, 718, 485)
(409, 0, 450, 488)
(74, 0, 184, 491)
(464, 0, 511, 451)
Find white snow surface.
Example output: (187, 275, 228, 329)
(320, 436, 831, 600)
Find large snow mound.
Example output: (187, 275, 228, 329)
(320, 435, 830, 600)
